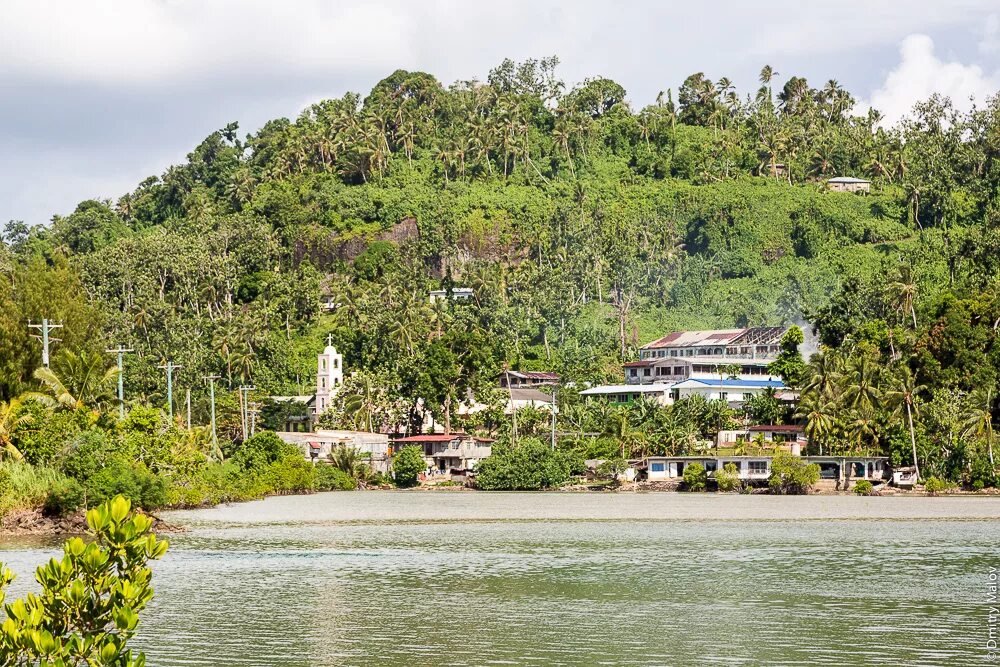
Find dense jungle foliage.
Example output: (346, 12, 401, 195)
(2, 58, 1000, 496)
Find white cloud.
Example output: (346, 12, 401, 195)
(981, 14, 1000, 55)
(864, 34, 999, 125)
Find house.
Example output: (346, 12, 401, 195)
(827, 176, 871, 194)
(499, 370, 560, 389)
(508, 387, 556, 413)
(630, 327, 788, 385)
(641, 454, 889, 486)
(670, 378, 786, 406)
(717, 424, 807, 450)
(277, 429, 391, 472)
(579, 383, 676, 405)
(429, 287, 474, 303)
(391, 433, 494, 474)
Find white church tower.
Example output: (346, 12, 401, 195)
(315, 335, 344, 416)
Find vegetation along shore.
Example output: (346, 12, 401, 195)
(2, 58, 1000, 532)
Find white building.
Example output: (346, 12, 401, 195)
(429, 287, 474, 303)
(627, 327, 788, 385)
(641, 455, 888, 485)
(277, 429, 391, 472)
(314, 336, 344, 417)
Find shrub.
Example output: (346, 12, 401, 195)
(475, 439, 574, 491)
(924, 476, 950, 495)
(43, 477, 86, 517)
(392, 445, 426, 488)
(231, 431, 299, 472)
(0, 496, 168, 665)
(682, 462, 707, 491)
(768, 452, 820, 494)
(597, 457, 629, 484)
(0, 461, 65, 518)
(853, 480, 874, 496)
(715, 462, 741, 492)
(86, 461, 169, 511)
(315, 465, 358, 491)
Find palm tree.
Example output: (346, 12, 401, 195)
(795, 391, 837, 455)
(804, 350, 843, 400)
(962, 387, 996, 467)
(342, 373, 382, 432)
(329, 445, 368, 481)
(888, 265, 918, 329)
(841, 356, 882, 416)
(601, 405, 646, 458)
(885, 368, 926, 478)
(33, 351, 118, 413)
(0, 398, 33, 461)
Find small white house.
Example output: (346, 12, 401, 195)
(429, 287, 474, 303)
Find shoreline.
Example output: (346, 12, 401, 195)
(2, 484, 996, 538)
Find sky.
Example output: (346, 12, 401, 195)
(1, 0, 999, 227)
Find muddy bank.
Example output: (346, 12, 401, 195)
(0, 508, 185, 537)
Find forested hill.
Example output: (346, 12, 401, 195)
(2, 59, 1000, 417)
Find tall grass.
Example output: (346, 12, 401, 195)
(0, 461, 64, 517)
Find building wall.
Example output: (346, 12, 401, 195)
(315, 345, 344, 415)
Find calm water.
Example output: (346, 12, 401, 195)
(2, 492, 999, 666)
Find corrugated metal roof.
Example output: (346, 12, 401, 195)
(674, 378, 785, 389)
(642, 329, 745, 349)
(827, 176, 870, 183)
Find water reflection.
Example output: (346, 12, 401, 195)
(2, 492, 997, 666)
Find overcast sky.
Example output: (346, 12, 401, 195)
(2, 0, 999, 227)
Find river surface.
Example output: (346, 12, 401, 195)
(1, 492, 998, 666)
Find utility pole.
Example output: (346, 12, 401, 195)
(185, 388, 192, 430)
(238, 385, 255, 440)
(28, 319, 63, 368)
(550, 385, 557, 451)
(159, 361, 183, 424)
(203, 375, 220, 448)
(106, 345, 133, 420)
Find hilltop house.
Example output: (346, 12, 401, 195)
(429, 287, 474, 303)
(827, 176, 871, 194)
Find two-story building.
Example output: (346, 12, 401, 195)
(581, 327, 791, 407)
(626, 327, 788, 385)
(391, 433, 494, 474)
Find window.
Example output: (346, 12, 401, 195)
(651, 462, 665, 472)
(728, 461, 742, 472)
(720, 392, 728, 401)
(321, 359, 327, 371)
(669, 389, 680, 401)
(629, 368, 637, 377)
(748, 461, 767, 475)
(852, 462, 865, 478)
(669, 350, 676, 357)
(643, 368, 651, 377)
(674, 366, 684, 375)
(320, 377, 327, 389)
